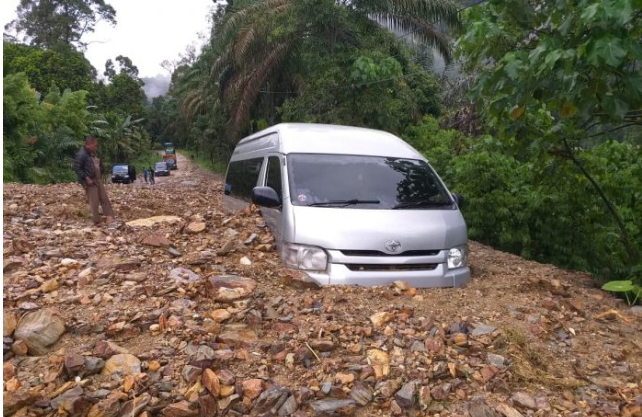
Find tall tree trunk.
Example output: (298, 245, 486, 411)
(563, 139, 639, 265)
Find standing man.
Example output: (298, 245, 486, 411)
(148, 166, 155, 185)
(73, 136, 116, 226)
(143, 167, 148, 183)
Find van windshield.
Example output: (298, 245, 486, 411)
(155, 163, 167, 169)
(113, 165, 128, 173)
(287, 154, 455, 209)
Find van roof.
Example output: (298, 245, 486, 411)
(234, 123, 424, 159)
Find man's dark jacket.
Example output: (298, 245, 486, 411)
(73, 146, 104, 185)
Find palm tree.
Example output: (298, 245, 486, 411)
(185, 0, 460, 138)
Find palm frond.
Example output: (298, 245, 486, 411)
(372, 13, 453, 62)
(229, 39, 295, 135)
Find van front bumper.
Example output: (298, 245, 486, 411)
(304, 263, 470, 288)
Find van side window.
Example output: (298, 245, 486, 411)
(265, 156, 282, 199)
(225, 157, 264, 202)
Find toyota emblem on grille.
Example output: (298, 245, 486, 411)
(385, 240, 401, 252)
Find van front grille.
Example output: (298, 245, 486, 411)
(340, 250, 440, 257)
(345, 263, 438, 272)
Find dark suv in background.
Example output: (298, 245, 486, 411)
(112, 164, 136, 184)
(154, 161, 170, 177)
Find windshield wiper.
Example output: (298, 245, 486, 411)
(306, 199, 380, 207)
(392, 200, 453, 209)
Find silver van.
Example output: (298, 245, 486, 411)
(223, 123, 470, 288)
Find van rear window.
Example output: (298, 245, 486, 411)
(225, 157, 264, 201)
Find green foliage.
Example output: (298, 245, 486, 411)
(3, 41, 96, 93)
(3, 72, 86, 183)
(601, 281, 641, 305)
(404, 117, 642, 285)
(6, 0, 117, 50)
(456, 0, 642, 135)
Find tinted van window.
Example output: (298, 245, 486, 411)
(225, 157, 264, 201)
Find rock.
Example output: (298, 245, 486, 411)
(369, 311, 394, 328)
(14, 308, 65, 355)
(242, 378, 264, 400)
(511, 392, 537, 410)
(471, 323, 497, 337)
(87, 397, 120, 417)
(50, 386, 91, 414)
(3, 312, 17, 336)
(204, 274, 257, 301)
(148, 360, 161, 372)
(3, 257, 24, 272)
(170, 267, 201, 284)
(210, 309, 232, 322)
(119, 393, 151, 417)
(278, 395, 298, 416)
(468, 397, 499, 417)
(17, 301, 39, 310)
(94, 340, 129, 357)
(126, 215, 181, 227)
(366, 349, 390, 378)
(141, 233, 172, 247)
(376, 380, 400, 399)
(350, 382, 373, 406)
(253, 387, 289, 413)
(3, 363, 16, 381)
(496, 403, 524, 417)
(101, 353, 141, 376)
(217, 239, 235, 256)
(410, 340, 426, 352)
(64, 353, 86, 374)
(11, 339, 29, 355)
(309, 399, 357, 415)
(309, 339, 334, 352)
(84, 356, 105, 375)
(390, 400, 403, 415)
(240, 256, 252, 265)
(630, 306, 642, 316)
(418, 386, 431, 410)
(4, 391, 39, 415)
(162, 400, 198, 417)
(395, 381, 417, 408)
(202, 369, 221, 397)
(197, 394, 218, 416)
(216, 327, 258, 347)
(487, 353, 506, 368)
(335, 372, 355, 385)
(187, 344, 215, 368)
(168, 247, 182, 257)
(186, 222, 206, 233)
(182, 365, 203, 383)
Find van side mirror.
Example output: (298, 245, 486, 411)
(251, 186, 281, 208)
(453, 193, 464, 209)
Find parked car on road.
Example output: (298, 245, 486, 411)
(154, 161, 170, 176)
(111, 164, 136, 184)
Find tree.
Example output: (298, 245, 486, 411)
(456, 0, 642, 264)
(5, 0, 117, 50)
(3, 41, 97, 93)
(198, 0, 460, 137)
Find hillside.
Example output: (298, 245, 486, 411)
(3, 154, 642, 417)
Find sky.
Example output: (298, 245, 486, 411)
(2, 0, 214, 96)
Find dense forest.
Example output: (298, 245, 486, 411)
(3, 0, 642, 298)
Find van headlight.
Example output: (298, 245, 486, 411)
(282, 243, 328, 271)
(447, 246, 467, 269)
